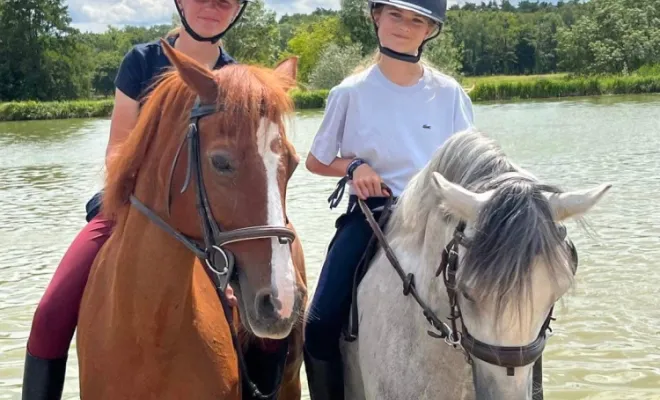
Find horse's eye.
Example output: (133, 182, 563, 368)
(210, 152, 235, 174)
(462, 291, 474, 303)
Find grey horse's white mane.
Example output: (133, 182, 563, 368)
(387, 128, 576, 321)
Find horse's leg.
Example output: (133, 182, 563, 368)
(276, 355, 303, 400)
(275, 306, 305, 400)
(340, 338, 366, 400)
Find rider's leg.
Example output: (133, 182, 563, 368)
(303, 197, 386, 400)
(22, 215, 113, 400)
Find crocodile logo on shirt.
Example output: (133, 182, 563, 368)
(423, 124, 431, 129)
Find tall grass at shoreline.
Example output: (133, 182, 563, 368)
(0, 100, 114, 121)
(466, 74, 660, 102)
(2, 74, 659, 121)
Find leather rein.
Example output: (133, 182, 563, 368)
(128, 97, 293, 399)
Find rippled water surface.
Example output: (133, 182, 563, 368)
(1, 94, 659, 399)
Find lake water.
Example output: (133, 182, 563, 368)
(1, 94, 659, 399)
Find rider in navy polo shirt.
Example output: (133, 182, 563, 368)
(22, 1, 250, 398)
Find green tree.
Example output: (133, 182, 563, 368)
(0, 0, 93, 100)
(424, 26, 463, 78)
(557, 0, 660, 74)
(533, 13, 565, 73)
(222, 0, 280, 65)
(339, 0, 378, 56)
(278, 8, 338, 53)
(286, 16, 351, 83)
(308, 43, 363, 89)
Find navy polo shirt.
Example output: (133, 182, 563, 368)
(85, 34, 236, 222)
(114, 34, 236, 102)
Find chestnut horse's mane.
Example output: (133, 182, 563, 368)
(102, 63, 296, 219)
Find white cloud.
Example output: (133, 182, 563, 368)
(67, 0, 175, 27)
(66, 0, 343, 31)
(66, 0, 552, 32)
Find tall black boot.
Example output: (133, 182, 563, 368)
(21, 350, 67, 400)
(304, 348, 344, 400)
(532, 355, 544, 400)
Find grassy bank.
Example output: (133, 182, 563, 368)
(2, 74, 659, 121)
(465, 74, 660, 102)
(0, 91, 329, 121)
(0, 99, 114, 121)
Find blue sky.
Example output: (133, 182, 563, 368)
(66, 0, 559, 33)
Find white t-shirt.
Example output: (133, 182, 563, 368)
(309, 63, 475, 197)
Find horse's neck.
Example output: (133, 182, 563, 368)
(105, 205, 197, 334)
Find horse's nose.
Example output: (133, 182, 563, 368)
(255, 288, 282, 320)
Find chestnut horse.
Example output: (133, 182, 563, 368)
(76, 40, 307, 399)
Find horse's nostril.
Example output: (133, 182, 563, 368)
(270, 294, 282, 311)
(256, 290, 281, 318)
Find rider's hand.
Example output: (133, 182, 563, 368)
(351, 164, 390, 200)
(225, 284, 237, 308)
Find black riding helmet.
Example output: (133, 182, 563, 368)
(174, 0, 251, 44)
(368, 0, 447, 63)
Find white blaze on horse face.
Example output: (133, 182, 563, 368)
(257, 118, 295, 319)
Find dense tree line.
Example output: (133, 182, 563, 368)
(0, 0, 658, 101)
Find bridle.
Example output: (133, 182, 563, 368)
(351, 192, 579, 377)
(128, 97, 295, 399)
(434, 221, 578, 376)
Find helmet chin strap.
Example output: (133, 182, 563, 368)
(174, 1, 248, 44)
(378, 43, 424, 64)
(375, 27, 442, 63)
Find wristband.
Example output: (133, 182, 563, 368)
(346, 158, 366, 180)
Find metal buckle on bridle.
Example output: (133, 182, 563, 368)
(278, 235, 293, 245)
(205, 245, 230, 276)
(445, 330, 462, 348)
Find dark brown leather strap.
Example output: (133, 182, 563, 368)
(353, 193, 456, 342)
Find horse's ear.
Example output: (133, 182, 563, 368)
(274, 57, 298, 91)
(432, 172, 492, 222)
(160, 38, 218, 104)
(544, 183, 612, 221)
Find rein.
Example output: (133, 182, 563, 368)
(128, 97, 293, 399)
(346, 196, 461, 347)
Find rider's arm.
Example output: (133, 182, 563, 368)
(305, 86, 351, 177)
(105, 89, 139, 165)
(305, 154, 352, 178)
(105, 47, 144, 166)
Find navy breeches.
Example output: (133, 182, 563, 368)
(304, 196, 389, 361)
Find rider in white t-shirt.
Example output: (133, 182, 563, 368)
(303, 1, 475, 399)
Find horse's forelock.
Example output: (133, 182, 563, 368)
(458, 175, 575, 326)
(387, 129, 575, 326)
(213, 65, 294, 143)
(103, 70, 195, 219)
(102, 64, 295, 220)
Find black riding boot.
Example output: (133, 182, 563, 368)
(304, 348, 344, 400)
(21, 350, 67, 400)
